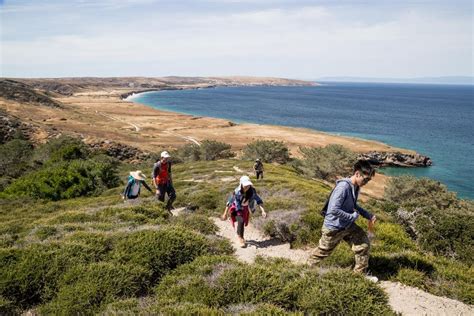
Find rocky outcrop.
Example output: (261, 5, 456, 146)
(88, 140, 151, 162)
(0, 79, 63, 108)
(359, 151, 432, 167)
(0, 110, 38, 144)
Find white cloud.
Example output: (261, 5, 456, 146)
(1, 3, 472, 77)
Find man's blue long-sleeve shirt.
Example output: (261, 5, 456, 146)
(323, 178, 373, 230)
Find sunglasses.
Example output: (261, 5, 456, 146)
(360, 172, 374, 184)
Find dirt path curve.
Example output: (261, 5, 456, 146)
(212, 218, 474, 316)
(95, 111, 141, 132)
(163, 130, 201, 146)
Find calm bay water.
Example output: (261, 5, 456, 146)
(130, 83, 474, 199)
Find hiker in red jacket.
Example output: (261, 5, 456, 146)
(152, 151, 176, 211)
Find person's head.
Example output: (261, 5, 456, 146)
(256, 158, 260, 162)
(353, 160, 375, 187)
(239, 176, 253, 192)
(160, 151, 171, 162)
(130, 170, 146, 181)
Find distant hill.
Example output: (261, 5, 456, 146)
(317, 76, 474, 85)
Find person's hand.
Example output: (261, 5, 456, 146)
(155, 189, 161, 196)
(221, 214, 227, 221)
(352, 211, 359, 221)
(262, 211, 267, 219)
(370, 215, 377, 224)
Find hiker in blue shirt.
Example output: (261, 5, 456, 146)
(310, 160, 378, 282)
(122, 170, 153, 201)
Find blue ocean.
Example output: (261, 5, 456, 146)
(130, 83, 474, 200)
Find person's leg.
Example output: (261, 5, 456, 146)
(310, 226, 345, 265)
(156, 184, 166, 202)
(235, 215, 246, 247)
(165, 183, 176, 210)
(344, 224, 370, 273)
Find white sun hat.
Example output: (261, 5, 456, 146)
(240, 175, 253, 187)
(130, 170, 146, 181)
(161, 151, 171, 158)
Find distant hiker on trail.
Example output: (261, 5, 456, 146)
(122, 170, 153, 202)
(221, 176, 267, 248)
(254, 158, 264, 180)
(152, 151, 176, 212)
(309, 160, 378, 282)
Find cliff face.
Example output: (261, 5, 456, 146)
(359, 151, 432, 167)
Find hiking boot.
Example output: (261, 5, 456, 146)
(364, 275, 379, 283)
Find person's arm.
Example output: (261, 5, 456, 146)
(152, 163, 160, 188)
(253, 190, 266, 218)
(221, 206, 230, 220)
(142, 180, 153, 194)
(328, 184, 358, 222)
(355, 203, 373, 221)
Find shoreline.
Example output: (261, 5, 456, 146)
(0, 77, 431, 199)
(125, 87, 421, 156)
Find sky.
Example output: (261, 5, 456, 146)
(0, 0, 472, 78)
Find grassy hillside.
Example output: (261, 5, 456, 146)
(0, 140, 472, 314)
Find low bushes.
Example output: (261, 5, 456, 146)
(154, 256, 394, 314)
(173, 140, 235, 162)
(109, 227, 217, 284)
(2, 157, 119, 201)
(385, 176, 474, 263)
(295, 144, 356, 181)
(242, 140, 290, 164)
(39, 262, 150, 315)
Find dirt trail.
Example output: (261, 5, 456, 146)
(212, 218, 474, 316)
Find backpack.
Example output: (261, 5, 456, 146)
(320, 182, 349, 217)
(126, 177, 141, 198)
(320, 188, 335, 217)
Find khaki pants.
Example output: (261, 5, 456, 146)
(311, 224, 370, 273)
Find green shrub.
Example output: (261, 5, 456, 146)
(394, 268, 428, 289)
(150, 303, 225, 315)
(155, 255, 240, 307)
(295, 270, 392, 315)
(33, 135, 90, 163)
(35, 225, 59, 240)
(101, 298, 143, 315)
(3, 158, 119, 201)
(0, 295, 19, 315)
(0, 139, 33, 180)
(369, 252, 435, 280)
(385, 176, 474, 263)
(243, 140, 290, 164)
(385, 176, 458, 209)
(200, 140, 235, 161)
(296, 144, 356, 180)
(154, 256, 393, 314)
(0, 241, 112, 309)
(109, 227, 216, 285)
(39, 262, 150, 315)
(173, 140, 234, 162)
(171, 213, 218, 234)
